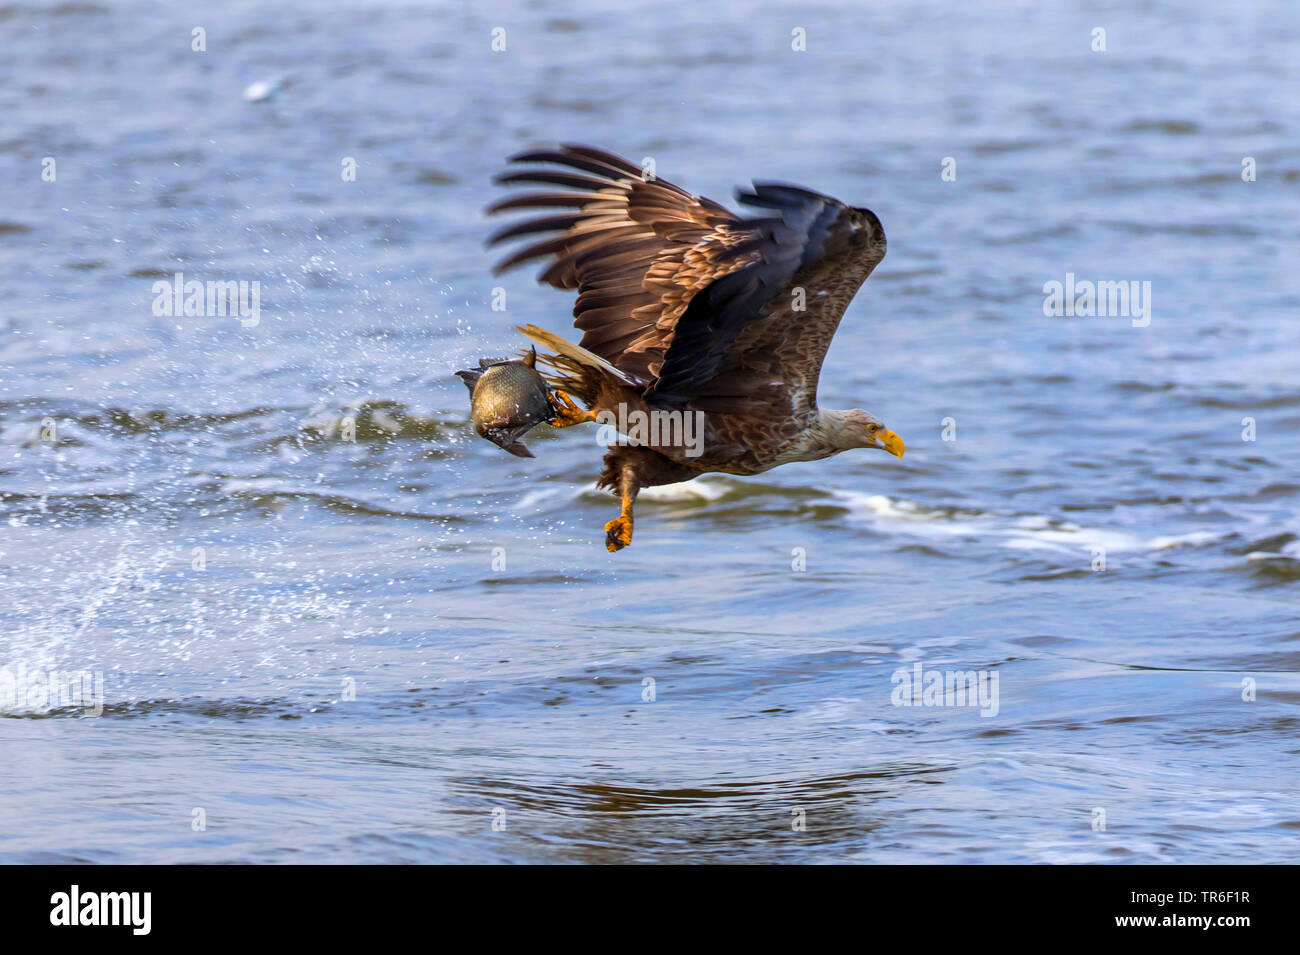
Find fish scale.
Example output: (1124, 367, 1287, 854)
(455, 350, 554, 458)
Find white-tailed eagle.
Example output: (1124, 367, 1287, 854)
(486, 144, 902, 551)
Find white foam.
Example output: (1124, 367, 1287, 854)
(516, 477, 727, 513)
(513, 486, 572, 511)
(1150, 531, 1222, 550)
(1247, 539, 1300, 561)
(833, 491, 1224, 557)
(220, 478, 285, 494)
(636, 478, 729, 504)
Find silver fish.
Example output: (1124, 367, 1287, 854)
(455, 347, 554, 458)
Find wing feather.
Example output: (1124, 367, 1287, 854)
(649, 184, 886, 410)
(487, 146, 885, 410)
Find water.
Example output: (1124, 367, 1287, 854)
(1, 0, 1298, 863)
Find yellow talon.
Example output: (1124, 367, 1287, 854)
(548, 390, 597, 428)
(604, 485, 636, 552)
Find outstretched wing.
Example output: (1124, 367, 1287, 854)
(647, 184, 885, 412)
(487, 145, 885, 413)
(487, 145, 746, 383)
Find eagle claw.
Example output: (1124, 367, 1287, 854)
(548, 390, 597, 428)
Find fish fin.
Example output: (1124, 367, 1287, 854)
(522, 344, 538, 369)
(454, 369, 482, 394)
(502, 440, 534, 458)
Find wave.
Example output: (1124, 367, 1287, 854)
(831, 490, 1229, 559)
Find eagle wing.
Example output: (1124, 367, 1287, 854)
(487, 145, 885, 414)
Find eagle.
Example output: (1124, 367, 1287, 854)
(486, 144, 904, 552)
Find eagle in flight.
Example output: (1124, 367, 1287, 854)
(486, 144, 903, 552)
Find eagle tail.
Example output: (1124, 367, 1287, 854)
(515, 323, 638, 407)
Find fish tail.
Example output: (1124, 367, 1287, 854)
(454, 368, 483, 395)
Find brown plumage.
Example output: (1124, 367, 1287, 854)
(487, 144, 904, 552)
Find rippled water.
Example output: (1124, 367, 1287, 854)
(2, 0, 1298, 863)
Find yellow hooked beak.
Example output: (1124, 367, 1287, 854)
(878, 429, 905, 459)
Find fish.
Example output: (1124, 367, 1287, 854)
(455, 347, 555, 458)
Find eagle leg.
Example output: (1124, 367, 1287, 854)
(548, 390, 598, 428)
(604, 484, 635, 552)
(597, 445, 693, 553)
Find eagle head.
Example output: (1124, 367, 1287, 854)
(827, 408, 905, 459)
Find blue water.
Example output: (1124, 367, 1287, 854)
(1, 0, 1298, 862)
